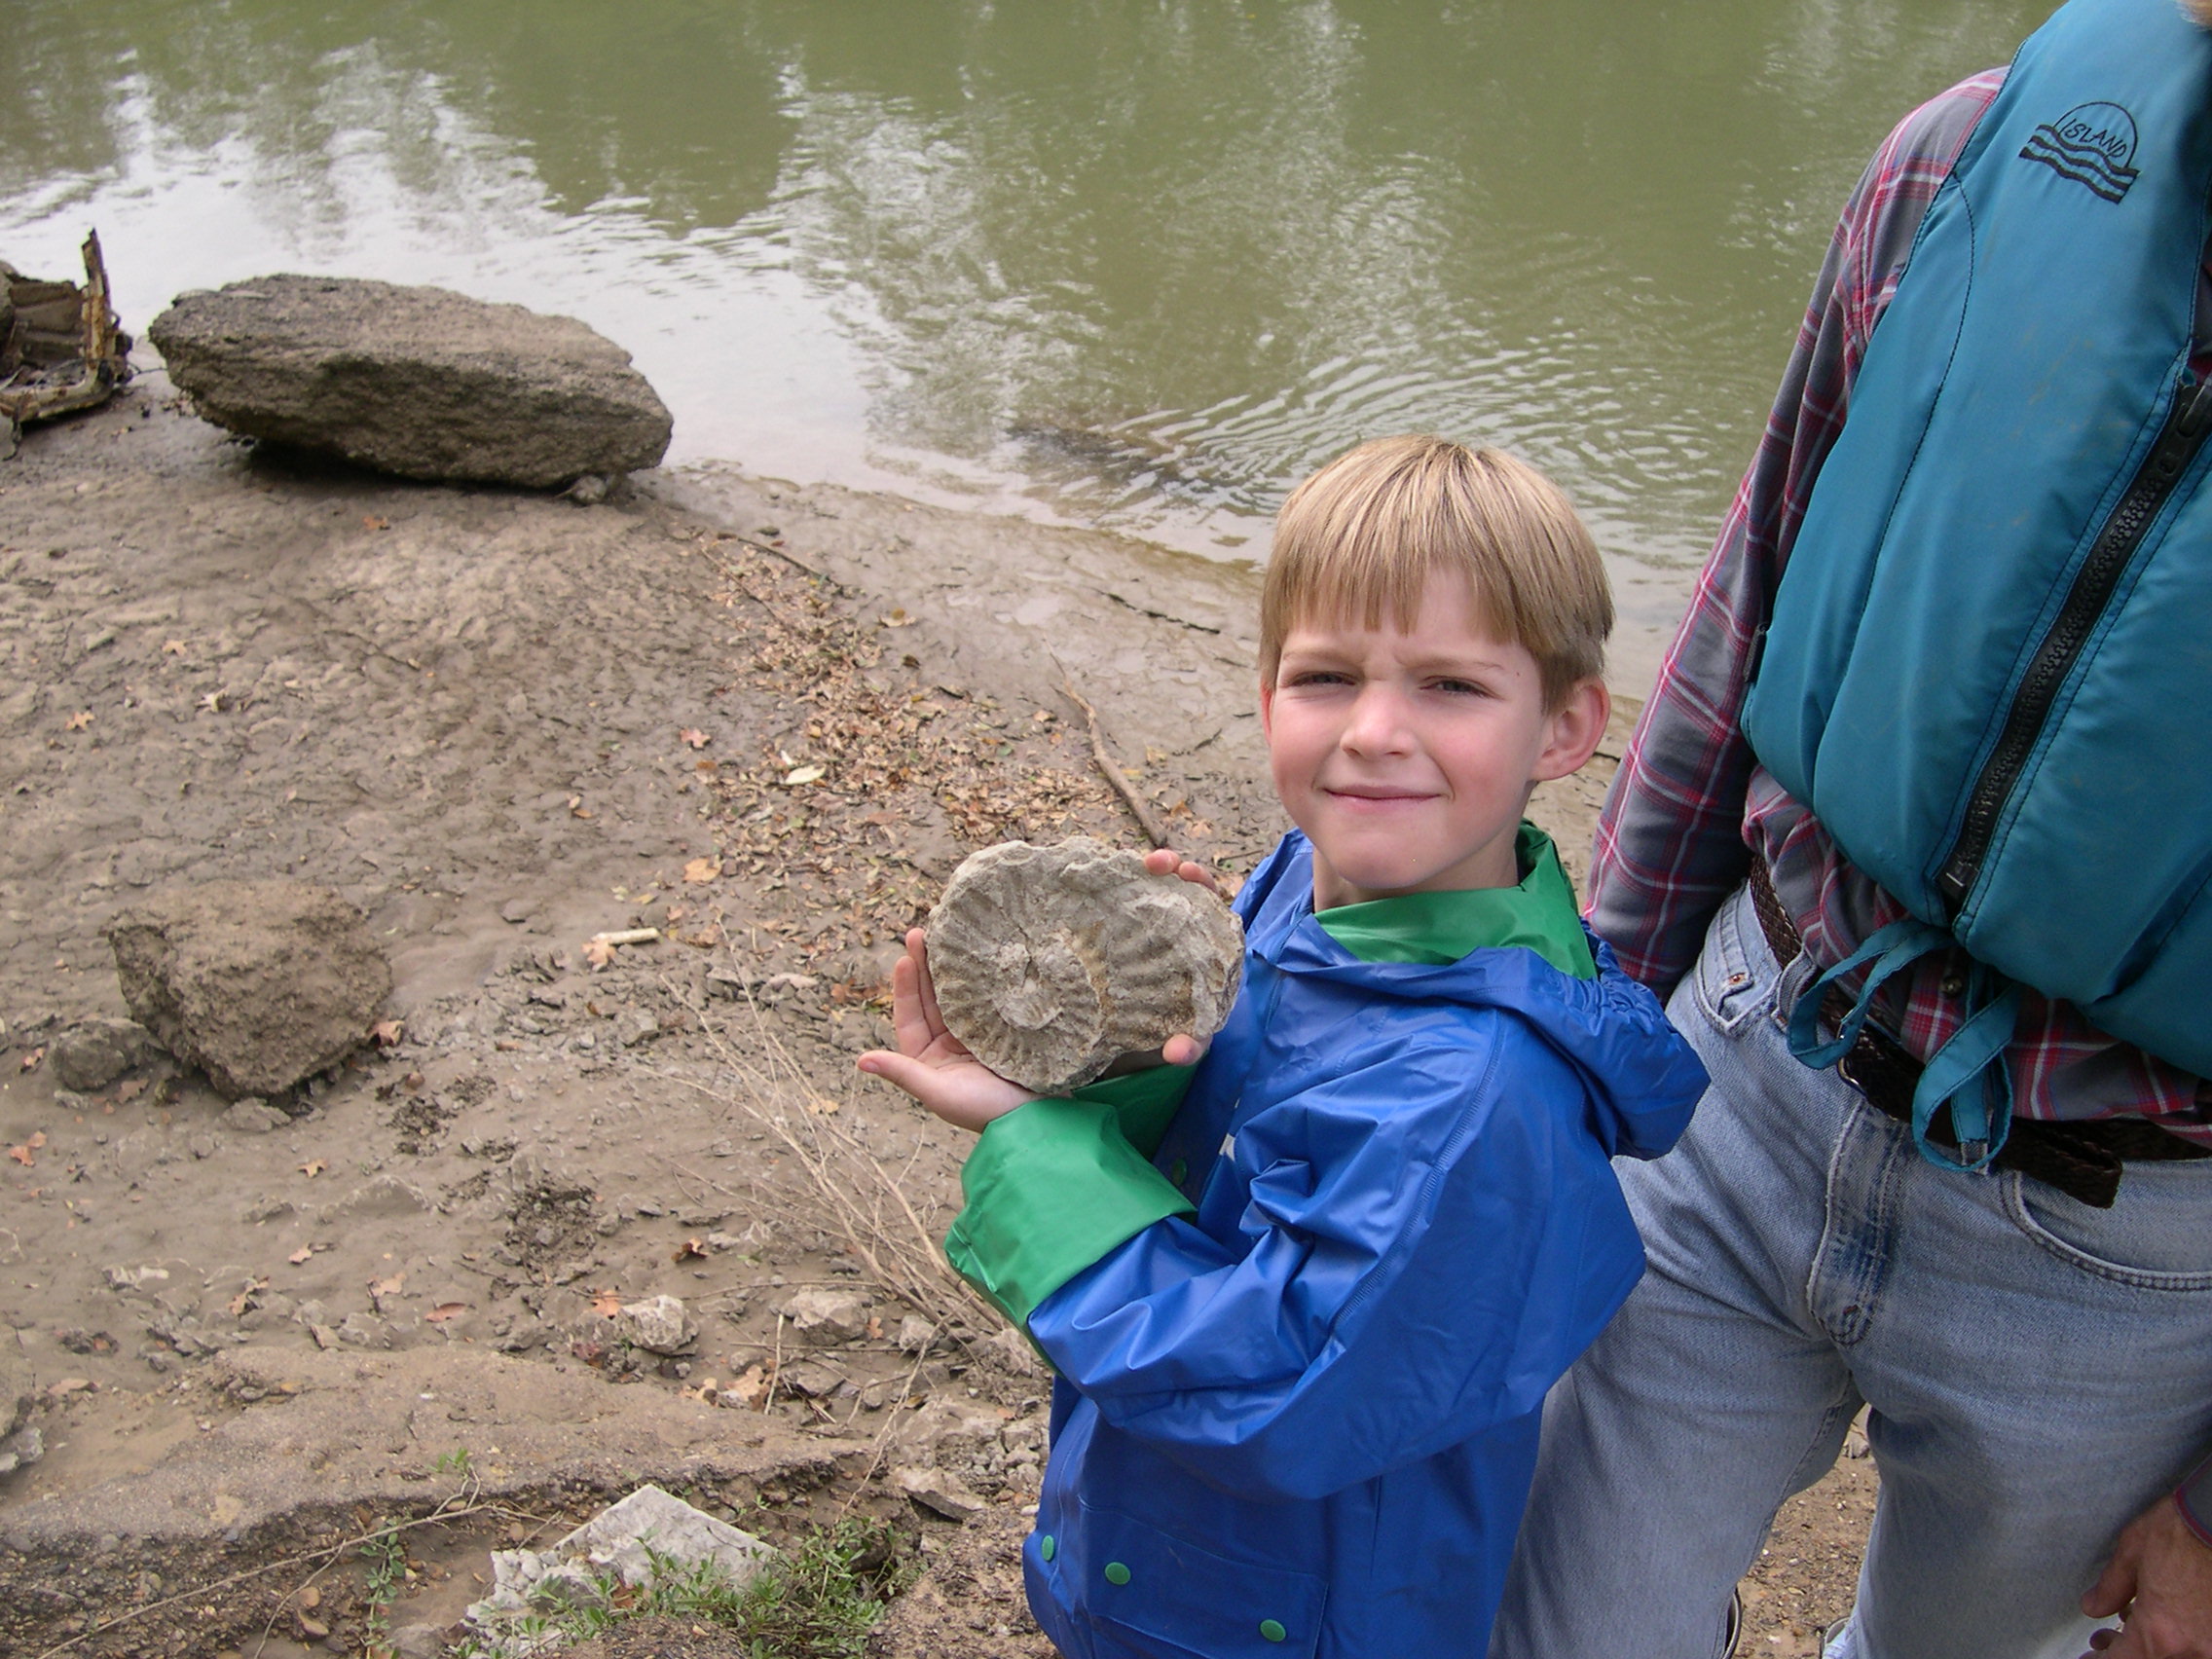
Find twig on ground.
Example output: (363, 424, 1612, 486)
(33, 1493, 528, 1659)
(1052, 664, 1169, 848)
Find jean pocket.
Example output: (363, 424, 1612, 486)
(1689, 886, 1774, 1036)
(2003, 1161, 2212, 1289)
(1055, 1500, 1327, 1659)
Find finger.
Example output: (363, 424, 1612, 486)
(856, 1048, 939, 1103)
(2084, 1547, 2140, 1621)
(1176, 858, 1220, 893)
(908, 928, 949, 1037)
(1143, 847, 1181, 876)
(1161, 1033, 1208, 1067)
(889, 952, 934, 1058)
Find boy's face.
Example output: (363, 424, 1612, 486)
(1261, 570, 1606, 910)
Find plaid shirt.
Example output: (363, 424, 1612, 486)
(1589, 68, 2212, 1138)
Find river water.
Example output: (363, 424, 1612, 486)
(3, 0, 2048, 655)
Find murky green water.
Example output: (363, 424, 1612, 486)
(3, 0, 2047, 585)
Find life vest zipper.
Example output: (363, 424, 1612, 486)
(1936, 376, 2212, 911)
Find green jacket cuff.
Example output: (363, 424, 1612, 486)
(944, 1088, 1197, 1328)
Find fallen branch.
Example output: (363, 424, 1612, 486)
(31, 1493, 526, 1659)
(1052, 667, 1170, 848)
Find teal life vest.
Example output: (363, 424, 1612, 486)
(1741, 0, 2212, 1170)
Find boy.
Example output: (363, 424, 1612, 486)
(859, 435, 1706, 1657)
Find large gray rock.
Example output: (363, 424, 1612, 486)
(103, 880, 392, 1099)
(147, 276, 672, 489)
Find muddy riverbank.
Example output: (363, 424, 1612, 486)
(0, 378, 1864, 1656)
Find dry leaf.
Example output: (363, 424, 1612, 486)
(116, 1078, 146, 1102)
(680, 728, 711, 749)
(583, 937, 616, 970)
(7, 1144, 32, 1167)
(672, 1238, 707, 1264)
(17, 1048, 42, 1072)
(300, 1160, 327, 1178)
(288, 1247, 313, 1265)
(590, 1289, 623, 1318)
(682, 857, 721, 884)
(299, 1587, 321, 1611)
(426, 1303, 468, 1323)
(369, 1018, 404, 1048)
(65, 710, 92, 730)
(878, 608, 915, 628)
(362, 515, 390, 531)
(200, 690, 226, 713)
(369, 1274, 404, 1299)
(782, 763, 825, 787)
(664, 904, 687, 924)
(162, 640, 186, 655)
(229, 1277, 268, 1317)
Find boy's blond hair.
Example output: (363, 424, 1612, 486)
(1260, 435, 1611, 709)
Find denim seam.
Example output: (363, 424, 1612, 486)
(1999, 1170, 2212, 1291)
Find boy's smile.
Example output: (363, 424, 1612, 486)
(1262, 571, 1607, 910)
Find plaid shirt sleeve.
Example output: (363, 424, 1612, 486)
(1587, 71, 2006, 993)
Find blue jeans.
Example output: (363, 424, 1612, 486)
(1489, 884, 2212, 1659)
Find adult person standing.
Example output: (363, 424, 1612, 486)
(1490, 1, 2212, 1656)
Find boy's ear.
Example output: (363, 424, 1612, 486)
(1530, 679, 1610, 784)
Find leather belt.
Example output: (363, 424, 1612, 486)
(1744, 858, 2208, 1208)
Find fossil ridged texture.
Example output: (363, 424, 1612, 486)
(927, 837, 1244, 1095)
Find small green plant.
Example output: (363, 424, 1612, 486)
(457, 1518, 915, 1659)
(359, 1525, 408, 1656)
(433, 1446, 474, 1476)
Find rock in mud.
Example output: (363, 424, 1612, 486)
(48, 1016, 156, 1092)
(926, 836, 1244, 1094)
(103, 880, 391, 1099)
(1, 1343, 30, 1445)
(217, 1098, 290, 1134)
(147, 276, 672, 489)
(893, 1464, 986, 1523)
(780, 1286, 869, 1345)
(612, 1295, 697, 1356)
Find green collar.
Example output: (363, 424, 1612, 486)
(1312, 823, 1597, 977)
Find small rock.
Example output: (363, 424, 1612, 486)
(104, 880, 392, 1099)
(498, 899, 535, 925)
(776, 1359, 849, 1399)
(50, 1017, 157, 1092)
(896, 1314, 943, 1354)
(612, 1295, 697, 1356)
(781, 1286, 869, 1345)
(983, 1323, 1046, 1378)
(218, 1099, 290, 1134)
(389, 1625, 448, 1659)
(892, 1465, 985, 1523)
(0, 1425, 44, 1478)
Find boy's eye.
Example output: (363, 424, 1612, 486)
(1430, 678, 1486, 696)
(1285, 670, 1352, 687)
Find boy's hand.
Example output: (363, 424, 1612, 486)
(857, 929, 1032, 1133)
(1143, 846, 1221, 895)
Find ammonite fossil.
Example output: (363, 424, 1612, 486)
(926, 837, 1244, 1095)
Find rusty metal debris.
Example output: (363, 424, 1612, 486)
(1, 230, 131, 458)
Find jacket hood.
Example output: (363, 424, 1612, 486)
(1235, 831, 1707, 1161)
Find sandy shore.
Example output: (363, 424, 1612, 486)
(0, 379, 1864, 1656)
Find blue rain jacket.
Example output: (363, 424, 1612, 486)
(1017, 831, 1706, 1658)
